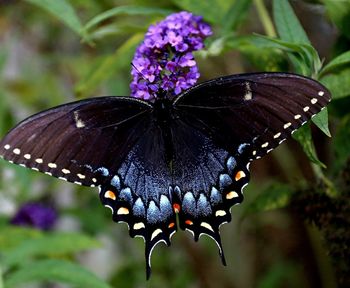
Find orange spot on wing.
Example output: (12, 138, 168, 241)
(168, 222, 175, 229)
(235, 170, 246, 181)
(105, 190, 116, 200)
(173, 203, 181, 213)
(185, 220, 193, 225)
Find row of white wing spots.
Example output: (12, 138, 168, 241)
(1, 145, 100, 187)
(251, 90, 326, 158)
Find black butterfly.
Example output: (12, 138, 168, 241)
(0, 72, 331, 278)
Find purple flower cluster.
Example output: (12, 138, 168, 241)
(130, 11, 212, 100)
(11, 202, 57, 230)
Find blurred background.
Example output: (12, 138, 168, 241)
(0, 0, 349, 287)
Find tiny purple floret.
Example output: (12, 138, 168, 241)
(130, 11, 212, 101)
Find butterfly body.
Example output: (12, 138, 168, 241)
(0, 73, 331, 278)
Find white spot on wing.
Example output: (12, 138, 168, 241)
(311, 98, 318, 104)
(279, 138, 286, 144)
(151, 228, 162, 240)
(35, 158, 43, 164)
(77, 173, 86, 179)
(24, 154, 31, 159)
(48, 163, 57, 169)
(62, 169, 70, 174)
(74, 111, 85, 128)
(244, 82, 253, 100)
(215, 210, 226, 217)
(104, 205, 114, 214)
(274, 132, 281, 139)
(283, 123, 292, 129)
(200, 222, 214, 232)
(303, 106, 310, 112)
(134, 222, 145, 230)
(318, 91, 324, 96)
(13, 148, 21, 155)
(4, 144, 10, 150)
(294, 114, 301, 119)
(261, 142, 269, 148)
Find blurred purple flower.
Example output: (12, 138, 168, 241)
(130, 11, 212, 101)
(11, 202, 57, 230)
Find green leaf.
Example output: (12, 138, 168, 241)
(322, 0, 350, 39)
(257, 262, 300, 288)
(170, 0, 230, 23)
(0, 265, 4, 288)
(2, 232, 100, 267)
(4, 259, 111, 288)
(311, 108, 331, 137)
(243, 182, 293, 215)
(221, 0, 253, 33)
(0, 227, 42, 250)
(333, 114, 350, 170)
(320, 67, 350, 100)
(24, 0, 84, 37)
(273, 0, 310, 44)
(252, 35, 320, 75)
(320, 50, 350, 76)
(74, 33, 144, 98)
(87, 24, 146, 42)
(272, 0, 323, 76)
(83, 6, 173, 33)
(292, 125, 326, 168)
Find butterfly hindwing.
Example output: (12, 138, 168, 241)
(98, 115, 177, 279)
(170, 115, 250, 263)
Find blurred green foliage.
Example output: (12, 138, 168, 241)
(0, 0, 349, 287)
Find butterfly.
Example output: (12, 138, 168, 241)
(0, 72, 331, 278)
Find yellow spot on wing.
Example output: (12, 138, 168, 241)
(235, 170, 246, 181)
(117, 207, 129, 215)
(104, 190, 116, 200)
(226, 191, 239, 199)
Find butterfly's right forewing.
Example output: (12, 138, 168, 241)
(174, 72, 331, 160)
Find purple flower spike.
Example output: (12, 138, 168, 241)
(11, 202, 57, 230)
(130, 11, 212, 101)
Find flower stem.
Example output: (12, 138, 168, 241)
(311, 163, 339, 197)
(254, 0, 277, 37)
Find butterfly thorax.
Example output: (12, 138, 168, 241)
(152, 97, 175, 166)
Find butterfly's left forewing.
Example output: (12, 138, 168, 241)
(0, 97, 152, 187)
